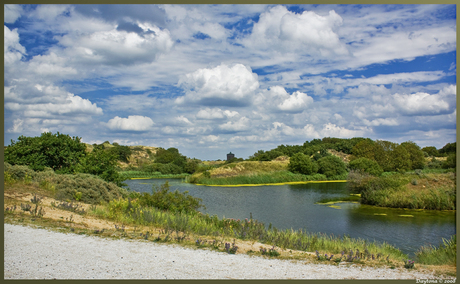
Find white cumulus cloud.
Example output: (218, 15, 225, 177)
(59, 24, 174, 66)
(246, 6, 348, 56)
(4, 26, 26, 66)
(107, 115, 154, 131)
(177, 63, 259, 107)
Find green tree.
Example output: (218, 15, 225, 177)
(443, 153, 456, 169)
(422, 146, 439, 157)
(351, 139, 378, 161)
(439, 142, 456, 155)
(391, 144, 411, 172)
(76, 148, 125, 186)
(288, 153, 318, 175)
(400, 141, 425, 170)
(317, 155, 347, 177)
(4, 132, 86, 173)
(348, 157, 383, 176)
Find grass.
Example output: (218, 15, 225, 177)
(3, 165, 457, 276)
(118, 170, 189, 180)
(348, 171, 456, 211)
(188, 170, 347, 185)
(416, 235, 457, 266)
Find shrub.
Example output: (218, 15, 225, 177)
(135, 182, 204, 214)
(348, 158, 383, 176)
(4, 132, 86, 173)
(51, 173, 128, 204)
(317, 155, 347, 178)
(443, 153, 456, 169)
(288, 153, 318, 175)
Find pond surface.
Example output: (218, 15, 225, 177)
(124, 178, 456, 257)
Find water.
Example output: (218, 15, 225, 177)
(124, 178, 456, 257)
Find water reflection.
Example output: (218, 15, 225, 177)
(124, 179, 455, 256)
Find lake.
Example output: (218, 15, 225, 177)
(124, 178, 456, 257)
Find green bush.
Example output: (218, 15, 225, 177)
(53, 173, 128, 204)
(4, 132, 86, 173)
(130, 182, 204, 214)
(4, 162, 37, 180)
(317, 155, 347, 178)
(348, 158, 383, 176)
(288, 153, 318, 175)
(443, 153, 456, 169)
(75, 148, 125, 186)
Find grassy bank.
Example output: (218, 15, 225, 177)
(348, 171, 456, 210)
(3, 164, 456, 276)
(187, 165, 347, 186)
(118, 170, 189, 180)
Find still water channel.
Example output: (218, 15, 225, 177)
(124, 178, 456, 257)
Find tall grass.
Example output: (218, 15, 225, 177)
(4, 162, 128, 204)
(348, 171, 456, 210)
(118, 170, 189, 180)
(89, 191, 407, 262)
(416, 235, 456, 265)
(188, 170, 348, 185)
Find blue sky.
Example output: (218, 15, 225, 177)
(4, 4, 457, 160)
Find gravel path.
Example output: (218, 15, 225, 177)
(4, 223, 440, 279)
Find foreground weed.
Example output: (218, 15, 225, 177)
(260, 246, 280, 257)
(404, 259, 415, 269)
(224, 239, 238, 254)
(52, 201, 86, 214)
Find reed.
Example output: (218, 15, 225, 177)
(188, 171, 348, 185)
(89, 196, 408, 262)
(416, 235, 456, 265)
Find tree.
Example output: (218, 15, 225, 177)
(317, 155, 347, 177)
(400, 141, 425, 170)
(443, 153, 456, 169)
(348, 157, 383, 176)
(422, 146, 439, 157)
(439, 142, 456, 155)
(4, 132, 86, 173)
(75, 148, 125, 186)
(288, 153, 318, 175)
(391, 144, 411, 172)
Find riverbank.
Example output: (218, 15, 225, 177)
(5, 223, 447, 280)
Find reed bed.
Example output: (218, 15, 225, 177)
(416, 235, 456, 266)
(88, 196, 408, 262)
(188, 171, 348, 185)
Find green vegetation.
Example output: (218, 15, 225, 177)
(416, 235, 456, 266)
(4, 132, 86, 173)
(4, 159, 456, 274)
(348, 158, 383, 176)
(4, 162, 128, 204)
(348, 170, 456, 210)
(288, 153, 318, 175)
(4, 132, 125, 186)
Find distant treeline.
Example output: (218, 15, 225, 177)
(249, 137, 456, 174)
(4, 133, 456, 186)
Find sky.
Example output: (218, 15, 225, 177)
(3, 4, 457, 160)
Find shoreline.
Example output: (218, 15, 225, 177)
(4, 223, 445, 280)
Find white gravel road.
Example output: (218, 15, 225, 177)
(4, 223, 443, 279)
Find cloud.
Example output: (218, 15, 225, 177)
(107, 115, 154, 131)
(4, 26, 26, 66)
(196, 108, 239, 120)
(4, 4, 23, 23)
(177, 63, 259, 107)
(218, 117, 251, 132)
(5, 84, 103, 117)
(58, 24, 174, 66)
(393, 92, 452, 116)
(255, 86, 313, 113)
(245, 6, 348, 56)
